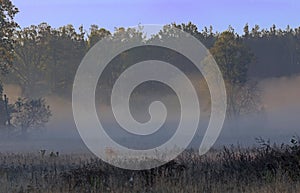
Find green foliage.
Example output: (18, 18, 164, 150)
(173, 22, 216, 47)
(2, 22, 300, 100)
(0, 0, 18, 74)
(88, 24, 111, 48)
(243, 23, 250, 38)
(10, 23, 87, 97)
(0, 0, 18, 95)
(12, 23, 51, 96)
(210, 30, 256, 117)
(210, 31, 253, 85)
(11, 97, 51, 135)
(46, 24, 86, 96)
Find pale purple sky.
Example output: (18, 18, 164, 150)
(12, 0, 299, 34)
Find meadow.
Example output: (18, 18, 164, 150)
(0, 137, 299, 193)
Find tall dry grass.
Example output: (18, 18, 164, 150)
(0, 137, 299, 193)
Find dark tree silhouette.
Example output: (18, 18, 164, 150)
(11, 97, 51, 136)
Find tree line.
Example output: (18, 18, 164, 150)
(2, 22, 300, 99)
(1, 0, 300, 136)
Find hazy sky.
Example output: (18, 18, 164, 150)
(12, 0, 299, 34)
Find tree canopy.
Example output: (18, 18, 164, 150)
(0, 0, 18, 75)
(210, 30, 253, 85)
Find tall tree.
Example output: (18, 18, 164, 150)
(210, 31, 256, 117)
(0, 0, 18, 129)
(243, 23, 250, 38)
(251, 24, 260, 38)
(211, 31, 252, 85)
(46, 24, 86, 96)
(12, 24, 51, 97)
(88, 24, 111, 48)
(0, 0, 18, 75)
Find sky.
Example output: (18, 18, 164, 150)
(12, 0, 300, 34)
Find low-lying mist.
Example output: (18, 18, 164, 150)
(1, 74, 299, 153)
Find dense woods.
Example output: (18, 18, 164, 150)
(1, 0, 300, 134)
(2, 22, 300, 98)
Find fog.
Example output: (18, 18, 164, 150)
(1, 74, 299, 153)
(219, 75, 300, 145)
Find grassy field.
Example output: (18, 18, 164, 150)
(0, 138, 299, 193)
